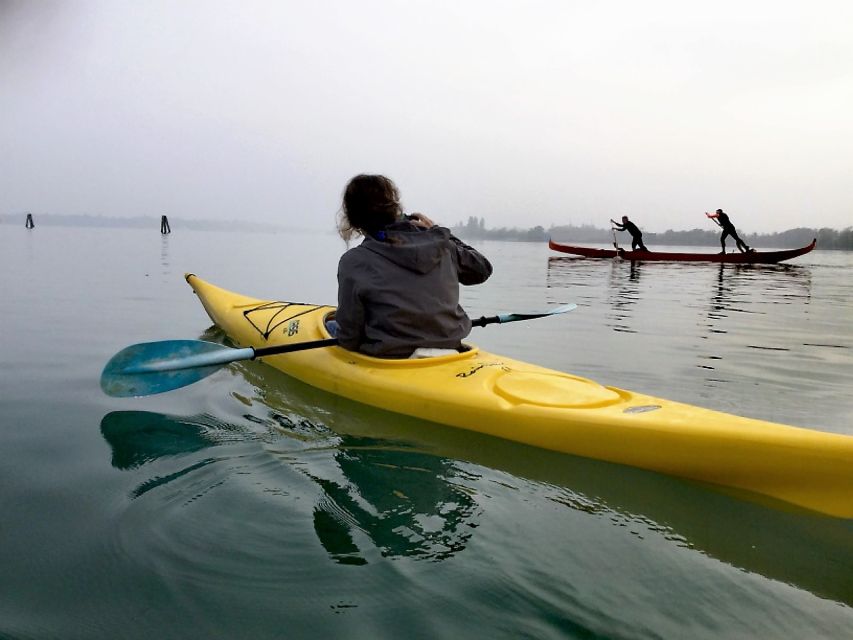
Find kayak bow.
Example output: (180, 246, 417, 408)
(185, 274, 853, 518)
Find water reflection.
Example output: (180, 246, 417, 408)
(160, 234, 171, 281)
(708, 262, 812, 322)
(546, 255, 610, 307)
(546, 255, 600, 288)
(100, 409, 480, 564)
(100, 411, 247, 498)
(232, 361, 853, 605)
(700, 262, 815, 377)
(260, 410, 480, 564)
(606, 259, 642, 333)
(546, 255, 643, 332)
(302, 433, 479, 564)
(100, 365, 853, 608)
(101, 411, 221, 471)
(546, 255, 815, 344)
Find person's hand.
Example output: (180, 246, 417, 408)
(407, 212, 435, 228)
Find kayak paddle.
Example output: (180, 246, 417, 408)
(470, 303, 576, 327)
(101, 303, 577, 397)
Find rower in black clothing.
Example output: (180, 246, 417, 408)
(610, 216, 648, 252)
(706, 208, 751, 253)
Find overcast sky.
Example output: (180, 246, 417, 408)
(1, 0, 851, 232)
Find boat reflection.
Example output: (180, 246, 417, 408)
(605, 259, 642, 333)
(100, 408, 479, 564)
(100, 411, 226, 498)
(160, 234, 171, 281)
(707, 262, 812, 324)
(546, 255, 611, 307)
(546, 255, 604, 289)
(546, 255, 643, 333)
(236, 360, 853, 605)
(699, 262, 814, 373)
(100, 347, 853, 603)
(298, 430, 478, 565)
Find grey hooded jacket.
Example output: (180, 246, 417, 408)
(336, 222, 492, 358)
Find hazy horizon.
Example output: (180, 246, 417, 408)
(3, 212, 845, 239)
(2, 1, 851, 234)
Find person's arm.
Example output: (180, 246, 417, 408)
(449, 234, 493, 285)
(611, 219, 625, 231)
(410, 212, 492, 284)
(335, 262, 366, 352)
(705, 211, 719, 219)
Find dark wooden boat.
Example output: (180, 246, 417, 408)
(548, 238, 816, 264)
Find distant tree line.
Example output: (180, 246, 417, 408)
(454, 216, 549, 242)
(452, 216, 853, 249)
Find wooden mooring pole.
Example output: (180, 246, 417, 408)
(25, 213, 35, 229)
(160, 215, 171, 234)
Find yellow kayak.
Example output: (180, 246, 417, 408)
(186, 274, 853, 518)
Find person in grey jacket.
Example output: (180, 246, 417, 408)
(335, 174, 493, 358)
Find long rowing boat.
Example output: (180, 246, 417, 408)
(548, 238, 817, 263)
(186, 273, 852, 518)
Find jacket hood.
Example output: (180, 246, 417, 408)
(361, 222, 451, 275)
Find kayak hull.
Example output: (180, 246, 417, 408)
(548, 238, 817, 263)
(186, 274, 853, 518)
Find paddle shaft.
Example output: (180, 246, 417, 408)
(101, 304, 576, 396)
(257, 316, 537, 349)
(119, 312, 557, 376)
(611, 226, 621, 250)
(242, 306, 576, 352)
(254, 338, 339, 359)
(126, 308, 573, 373)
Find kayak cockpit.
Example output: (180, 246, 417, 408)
(323, 310, 481, 365)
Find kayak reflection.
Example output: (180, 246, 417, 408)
(234, 360, 853, 605)
(100, 409, 480, 564)
(299, 431, 479, 565)
(260, 410, 480, 563)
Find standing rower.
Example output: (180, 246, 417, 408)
(706, 209, 751, 253)
(610, 216, 649, 252)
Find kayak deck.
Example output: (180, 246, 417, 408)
(186, 274, 853, 518)
(548, 238, 817, 263)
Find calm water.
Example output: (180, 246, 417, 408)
(1, 226, 851, 639)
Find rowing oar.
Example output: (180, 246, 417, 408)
(608, 220, 622, 251)
(705, 212, 722, 228)
(101, 303, 578, 397)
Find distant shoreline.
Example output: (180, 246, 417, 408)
(2, 213, 850, 249)
(0, 213, 325, 234)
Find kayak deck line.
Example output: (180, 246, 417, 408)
(185, 273, 853, 518)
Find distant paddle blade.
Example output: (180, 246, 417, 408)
(100, 340, 240, 397)
(547, 303, 578, 315)
(496, 303, 577, 323)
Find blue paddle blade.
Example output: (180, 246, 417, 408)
(100, 340, 254, 397)
(496, 303, 577, 323)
